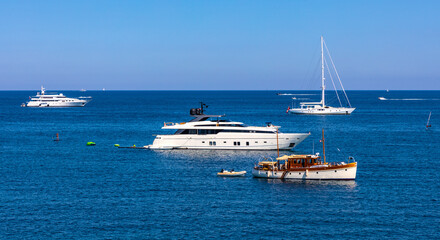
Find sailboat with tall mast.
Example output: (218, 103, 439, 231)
(288, 36, 355, 115)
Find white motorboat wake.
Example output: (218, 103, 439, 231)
(378, 97, 440, 101)
(277, 93, 318, 96)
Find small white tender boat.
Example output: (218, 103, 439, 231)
(217, 170, 246, 177)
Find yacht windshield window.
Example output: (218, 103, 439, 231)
(222, 130, 274, 133)
(178, 129, 198, 134)
(197, 129, 222, 135)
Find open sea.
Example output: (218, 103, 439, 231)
(0, 90, 439, 239)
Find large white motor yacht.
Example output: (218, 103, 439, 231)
(149, 103, 310, 150)
(25, 86, 91, 107)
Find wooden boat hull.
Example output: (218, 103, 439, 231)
(252, 163, 356, 180)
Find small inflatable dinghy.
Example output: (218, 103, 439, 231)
(217, 170, 246, 177)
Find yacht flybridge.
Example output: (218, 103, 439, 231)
(148, 103, 310, 150)
(24, 86, 91, 107)
(288, 36, 355, 115)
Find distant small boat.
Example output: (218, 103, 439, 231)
(217, 170, 246, 177)
(378, 97, 387, 100)
(80, 89, 86, 92)
(426, 112, 432, 129)
(25, 86, 91, 107)
(386, 89, 389, 92)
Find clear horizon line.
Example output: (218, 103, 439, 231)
(1, 89, 440, 91)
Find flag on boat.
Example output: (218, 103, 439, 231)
(286, 106, 290, 113)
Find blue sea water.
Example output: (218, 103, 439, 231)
(0, 90, 439, 239)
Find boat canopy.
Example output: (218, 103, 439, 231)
(257, 161, 277, 165)
(276, 154, 318, 160)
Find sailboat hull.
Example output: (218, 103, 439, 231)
(289, 107, 355, 115)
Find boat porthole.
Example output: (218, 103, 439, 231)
(299, 173, 301, 175)
(316, 172, 318, 174)
(335, 170, 337, 172)
(345, 169, 347, 171)
(275, 173, 277, 175)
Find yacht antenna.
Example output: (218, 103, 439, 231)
(321, 36, 325, 107)
(200, 102, 208, 114)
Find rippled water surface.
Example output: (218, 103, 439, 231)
(1, 90, 439, 239)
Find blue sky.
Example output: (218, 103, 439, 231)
(0, 0, 439, 90)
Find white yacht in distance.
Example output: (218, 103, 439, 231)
(288, 36, 355, 115)
(24, 86, 91, 107)
(148, 103, 310, 150)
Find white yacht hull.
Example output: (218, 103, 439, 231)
(289, 107, 355, 115)
(26, 101, 88, 107)
(252, 165, 357, 180)
(149, 133, 310, 150)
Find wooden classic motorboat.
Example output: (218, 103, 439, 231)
(252, 129, 357, 180)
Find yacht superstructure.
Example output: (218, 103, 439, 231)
(149, 103, 310, 150)
(25, 86, 91, 107)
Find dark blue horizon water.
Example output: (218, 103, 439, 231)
(1, 90, 439, 239)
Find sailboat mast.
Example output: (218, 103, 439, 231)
(321, 36, 325, 107)
(426, 112, 432, 129)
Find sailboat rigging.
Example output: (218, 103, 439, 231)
(426, 112, 432, 129)
(288, 36, 355, 115)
